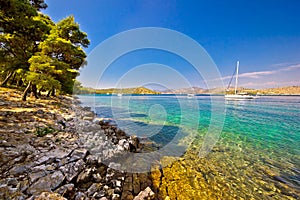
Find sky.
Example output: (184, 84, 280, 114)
(43, 0, 300, 89)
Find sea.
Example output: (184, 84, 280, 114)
(77, 94, 300, 199)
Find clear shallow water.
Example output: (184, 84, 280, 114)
(78, 95, 300, 199)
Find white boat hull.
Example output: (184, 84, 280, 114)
(225, 94, 256, 100)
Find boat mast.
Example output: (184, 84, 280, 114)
(234, 61, 239, 95)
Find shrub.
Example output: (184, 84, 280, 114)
(35, 126, 54, 137)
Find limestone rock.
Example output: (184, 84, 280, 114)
(133, 174, 141, 195)
(9, 164, 31, 176)
(86, 183, 99, 196)
(138, 173, 152, 192)
(60, 159, 85, 182)
(96, 190, 106, 198)
(108, 162, 122, 171)
(70, 148, 88, 162)
(115, 180, 122, 187)
(121, 191, 134, 200)
(77, 167, 93, 183)
(28, 171, 64, 195)
(6, 178, 18, 187)
(0, 184, 25, 200)
(36, 148, 70, 165)
(29, 171, 47, 183)
(83, 116, 94, 121)
(36, 192, 67, 200)
(54, 184, 74, 195)
(133, 187, 155, 200)
(118, 139, 130, 151)
(112, 193, 120, 200)
(114, 187, 122, 194)
(74, 192, 87, 200)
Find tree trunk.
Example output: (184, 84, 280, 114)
(17, 79, 23, 87)
(47, 90, 51, 97)
(9, 72, 16, 86)
(51, 88, 55, 96)
(22, 81, 32, 101)
(32, 84, 39, 99)
(38, 87, 43, 96)
(1, 71, 14, 86)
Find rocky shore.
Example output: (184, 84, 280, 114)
(2, 87, 299, 200)
(0, 87, 156, 200)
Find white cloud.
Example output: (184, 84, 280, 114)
(281, 63, 300, 71)
(221, 63, 300, 80)
(208, 63, 300, 88)
(238, 70, 276, 78)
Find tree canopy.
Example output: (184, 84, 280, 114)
(0, 0, 90, 100)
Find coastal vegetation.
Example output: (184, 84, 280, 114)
(161, 86, 300, 95)
(0, 0, 90, 101)
(74, 85, 161, 95)
(224, 86, 300, 95)
(257, 86, 300, 95)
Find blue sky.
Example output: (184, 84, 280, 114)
(43, 0, 300, 89)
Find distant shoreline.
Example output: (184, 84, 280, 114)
(77, 93, 300, 97)
(75, 86, 300, 96)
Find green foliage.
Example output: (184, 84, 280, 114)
(73, 80, 84, 94)
(56, 16, 90, 48)
(0, 0, 89, 98)
(35, 126, 54, 137)
(0, 0, 52, 87)
(26, 53, 62, 91)
(29, 0, 47, 10)
(33, 16, 90, 94)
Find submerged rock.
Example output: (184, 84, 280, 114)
(133, 187, 155, 200)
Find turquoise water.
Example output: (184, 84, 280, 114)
(78, 95, 300, 198)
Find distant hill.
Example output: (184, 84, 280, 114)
(75, 87, 160, 94)
(208, 86, 300, 95)
(226, 86, 300, 95)
(160, 86, 300, 95)
(257, 86, 300, 95)
(161, 87, 207, 94)
(161, 87, 228, 94)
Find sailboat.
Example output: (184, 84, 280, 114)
(117, 85, 123, 97)
(225, 61, 256, 100)
(187, 93, 195, 98)
(117, 88, 123, 97)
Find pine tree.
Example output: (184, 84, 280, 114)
(0, 0, 51, 86)
(0, 1, 90, 100)
(38, 16, 89, 94)
(22, 16, 90, 100)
